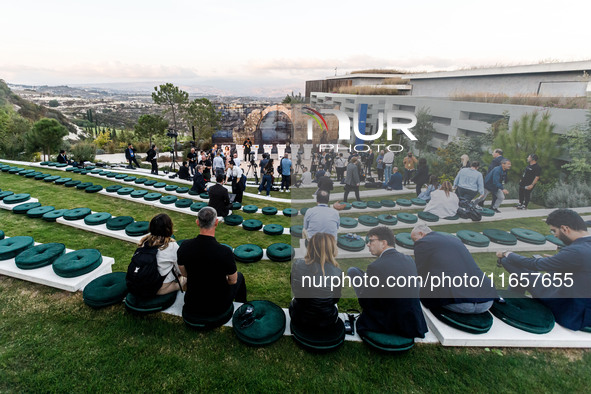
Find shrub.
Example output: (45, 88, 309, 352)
(544, 181, 591, 208)
(71, 142, 96, 163)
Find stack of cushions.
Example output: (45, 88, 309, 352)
(262, 207, 278, 216)
(190, 202, 207, 212)
(63, 208, 92, 221)
(182, 303, 233, 329)
(396, 199, 412, 207)
(27, 206, 55, 218)
(377, 214, 398, 225)
(125, 221, 150, 237)
(358, 330, 415, 352)
(106, 216, 134, 231)
(234, 244, 264, 263)
(3, 193, 31, 204)
(232, 301, 286, 346)
(116, 173, 128, 179)
(54, 177, 72, 185)
(397, 212, 417, 224)
(13, 202, 42, 214)
(175, 199, 193, 208)
(35, 174, 51, 180)
(42, 209, 69, 222)
(15, 243, 66, 270)
(84, 212, 112, 226)
(64, 180, 81, 187)
(116, 187, 134, 195)
(380, 200, 396, 207)
(265, 243, 293, 262)
(367, 201, 382, 209)
(75, 182, 93, 190)
(290, 319, 345, 352)
(340, 217, 358, 229)
(153, 182, 167, 189)
(0, 236, 35, 260)
(224, 214, 244, 226)
(545, 234, 565, 247)
(124, 176, 136, 182)
(263, 224, 284, 236)
(283, 208, 298, 217)
(134, 178, 147, 184)
(444, 214, 460, 220)
(337, 234, 365, 252)
(143, 192, 162, 201)
(130, 190, 148, 198)
(510, 228, 546, 245)
(290, 225, 303, 238)
(144, 180, 157, 186)
(352, 201, 367, 209)
(243, 205, 258, 214)
(418, 211, 439, 222)
(482, 229, 517, 246)
(456, 230, 490, 247)
(125, 292, 177, 315)
(480, 208, 495, 217)
(85, 185, 103, 193)
(52, 249, 102, 278)
(430, 307, 493, 334)
(411, 198, 427, 206)
(340, 202, 352, 210)
(176, 187, 189, 194)
(83, 272, 128, 308)
(299, 207, 309, 216)
(165, 185, 178, 191)
(105, 185, 122, 193)
(358, 215, 379, 227)
(395, 233, 414, 249)
(0, 191, 15, 200)
(159, 195, 178, 204)
(199, 192, 209, 199)
(242, 219, 263, 231)
(490, 290, 555, 334)
(43, 175, 61, 182)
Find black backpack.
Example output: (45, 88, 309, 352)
(126, 246, 165, 297)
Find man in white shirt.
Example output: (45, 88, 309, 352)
(335, 153, 348, 182)
(383, 150, 395, 184)
(226, 160, 245, 203)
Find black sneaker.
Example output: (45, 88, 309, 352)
(516, 204, 525, 210)
(477, 201, 484, 207)
(492, 208, 501, 213)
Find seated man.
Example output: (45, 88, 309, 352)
(384, 167, 403, 190)
(178, 207, 247, 317)
(348, 227, 428, 338)
(190, 165, 208, 194)
(303, 190, 340, 240)
(57, 149, 76, 165)
(411, 224, 498, 313)
(316, 173, 334, 198)
(453, 161, 484, 202)
(208, 174, 232, 217)
(300, 167, 312, 186)
(177, 161, 191, 181)
(497, 209, 591, 331)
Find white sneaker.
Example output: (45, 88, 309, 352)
(280, 189, 284, 192)
(257, 191, 261, 195)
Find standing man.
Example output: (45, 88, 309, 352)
(125, 143, 139, 169)
(212, 152, 225, 179)
(146, 144, 158, 175)
(376, 150, 385, 181)
(259, 153, 269, 180)
(477, 149, 505, 207)
(187, 147, 198, 176)
(483, 159, 511, 213)
(232, 153, 241, 169)
(226, 160, 245, 204)
(517, 154, 541, 210)
(208, 174, 232, 217)
(383, 150, 394, 184)
(402, 152, 418, 186)
(243, 138, 252, 161)
(364, 149, 375, 178)
(335, 153, 347, 183)
(453, 161, 484, 202)
(279, 152, 292, 192)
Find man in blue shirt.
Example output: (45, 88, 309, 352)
(497, 209, 591, 331)
(279, 153, 292, 192)
(384, 166, 403, 190)
(303, 190, 340, 240)
(453, 161, 484, 202)
(482, 159, 511, 213)
(477, 149, 504, 207)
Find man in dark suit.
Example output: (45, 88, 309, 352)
(191, 165, 208, 194)
(125, 143, 140, 169)
(207, 174, 231, 217)
(146, 144, 158, 175)
(348, 227, 428, 339)
(177, 161, 191, 180)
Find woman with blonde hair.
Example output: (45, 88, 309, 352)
(424, 181, 460, 218)
(289, 232, 343, 329)
(460, 154, 470, 169)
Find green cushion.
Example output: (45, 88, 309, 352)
(115, 174, 127, 179)
(159, 195, 178, 204)
(165, 185, 178, 191)
(242, 219, 263, 231)
(0, 236, 35, 260)
(397, 212, 418, 224)
(73, 168, 84, 174)
(83, 272, 128, 308)
(490, 290, 555, 334)
(483, 229, 517, 246)
(176, 187, 189, 194)
(190, 202, 207, 212)
(341, 202, 352, 210)
(52, 249, 103, 278)
(3, 193, 31, 204)
(84, 212, 112, 226)
(98, 170, 109, 175)
(144, 180, 157, 186)
(15, 243, 66, 270)
(266, 243, 293, 262)
(340, 217, 358, 229)
(510, 228, 546, 245)
(183, 303, 233, 329)
(26, 172, 43, 178)
(300, 207, 309, 216)
(283, 208, 298, 217)
(290, 225, 303, 238)
(262, 206, 278, 215)
(106, 216, 134, 231)
(35, 174, 52, 180)
(290, 319, 345, 352)
(134, 178, 147, 184)
(43, 175, 61, 182)
(444, 214, 460, 220)
(8, 167, 23, 174)
(116, 187, 135, 195)
(337, 234, 365, 252)
(199, 192, 209, 199)
(17, 169, 35, 176)
(105, 185, 122, 193)
(143, 192, 162, 201)
(480, 208, 495, 217)
(412, 198, 427, 206)
(27, 206, 55, 218)
(54, 177, 72, 185)
(435, 231, 458, 239)
(224, 214, 244, 226)
(431, 307, 493, 334)
(42, 208, 68, 222)
(130, 190, 148, 198)
(124, 176, 137, 182)
(0, 231, 3, 241)
(263, 224, 284, 236)
(220, 243, 233, 251)
(153, 182, 167, 188)
(63, 208, 92, 221)
(418, 211, 439, 222)
(234, 244, 264, 263)
(125, 221, 150, 236)
(90, 169, 102, 174)
(0, 191, 14, 200)
(243, 205, 258, 214)
(175, 199, 193, 208)
(396, 198, 412, 207)
(358, 330, 415, 352)
(367, 201, 382, 209)
(380, 199, 396, 207)
(456, 230, 490, 247)
(85, 185, 103, 193)
(545, 234, 566, 248)
(395, 233, 415, 249)
(64, 180, 81, 187)
(125, 292, 178, 315)
(358, 215, 379, 227)
(377, 214, 398, 225)
(13, 202, 42, 214)
(76, 182, 94, 190)
(232, 301, 286, 346)
(232, 202, 242, 210)
(352, 201, 367, 209)
(188, 190, 199, 195)
(39, 162, 49, 165)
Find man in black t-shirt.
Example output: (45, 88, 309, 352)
(243, 138, 252, 161)
(177, 206, 247, 316)
(517, 154, 541, 209)
(187, 148, 198, 175)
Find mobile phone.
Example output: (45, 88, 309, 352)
(532, 254, 543, 259)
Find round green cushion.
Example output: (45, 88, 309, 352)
(396, 198, 412, 207)
(232, 301, 286, 346)
(64, 180, 81, 187)
(54, 177, 72, 185)
(52, 249, 103, 278)
(125, 291, 178, 315)
(262, 206, 278, 215)
(188, 190, 199, 195)
(283, 208, 298, 217)
(115, 174, 127, 179)
(418, 211, 439, 222)
(130, 190, 148, 198)
(546, 234, 566, 248)
(42, 208, 68, 222)
(199, 192, 209, 199)
(234, 244, 264, 263)
(243, 219, 263, 231)
(144, 180, 157, 186)
(266, 243, 293, 262)
(395, 233, 414, 249)
(76, 182, 94, 190)
(377, 214, 398, 225)
(510, 228, 546, 245)
(3, 193, 31, 204)
(358, 215, 379, 227)
(125, 221, 150, 237)
(224, 214, 244, 226)
(123, 176, 136, 182)
(116, 187, 135, 195)
(8, 167, 23, 174)
(263, 224, 284, 236)
(98, 170, 109, 175)
(190, 202, 207, 212)
(337, 234, 365, 252)
(411, 198, 427, 206)
(0, 230, 3, 241)
(176, 187, 189, 194)
(106, 216, 134, 231)
(490, 290, 555, 334)
(444, 214, 460, 220)
(367, 201, 382, 209)
(341, 202, 352, 210)
(15, 243, 66, 270)
(0, 236, 35, 260)
(175, 199, 193, 208)
(480, 208, 495, 217)
(160, 195, 178, 204)
(290, 225, 303, 238)
(220, 243, 233, 251)
(431, 308, 493, 334)
(380, 199, 396, 207)
(352, 201, 367, 209)
(43, 175, 61, 182)
(26, 172, 43, 178)
(232, 202, 242, 210)
(397, 212, 418, 224)
(183, 303, 233, 329)
(243, 205, 258, 213)
(63, 207, 91, 221)
(27, 206, 55, 218)
(290, 319, 345, 352)
(83, 272, 128, 308)
(340, 217, 358, 228)
(483, 229, 517, 246)
(85, 185, 103, 193)
(300, 207, 309, 216)
(153, 182, 167, 188)
(143, 192, 162, 201)
(84, 212, 112, 226)
(13, 202, 42, 214)
(358, 330, 415, 352)
(134, 178, 147, 184)
(73, 168, 84, 174)
(18, 169, 35, 175)
(90, 169, 102, 174)
(0, 191, 14, 200)
(164, 185, 178, 191)
(456, 230, 490, 247)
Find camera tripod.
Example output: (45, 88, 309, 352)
(245, 162, 259, 184)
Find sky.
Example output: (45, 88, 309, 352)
(1, 0, 590, 96)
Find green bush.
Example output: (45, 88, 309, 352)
(71, 141, 96, 163)
(544, 181, 591, 208)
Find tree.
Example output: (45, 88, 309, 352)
(134, 114, 168, 145)
(0, 109, 32, 160)
(151, 83, 189, 132)
(48, 99, 60, 107)
(282, 91, 304, 104)
(25, 118, 69, 160)
(183, 98, 221, 144)
(411, 107, 436, 155)
(561, 120, 591, 182)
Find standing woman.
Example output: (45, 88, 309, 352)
(412, 158, 430, 196)
(344, 156, 361, 202)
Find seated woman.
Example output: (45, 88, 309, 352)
(423, 181, 459, 218)
(418, 175, 439, 202)
(289, 232, 342, 330)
